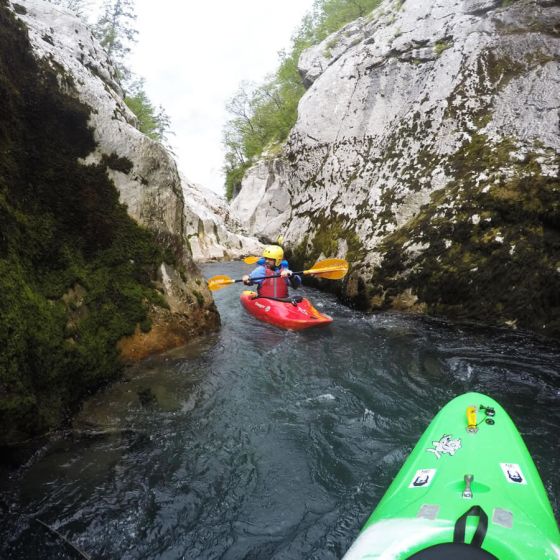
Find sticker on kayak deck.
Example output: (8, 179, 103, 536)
(427, 435, 461, 459)
(500, 463, 527, 485)
(409, 469, 436, 488)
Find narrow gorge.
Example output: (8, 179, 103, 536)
(1, 0, 559, 446)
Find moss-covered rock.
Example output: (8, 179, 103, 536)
(236, 0, 559, 339)
(368, 134, 560, 336)
(0, 2, 218, 447)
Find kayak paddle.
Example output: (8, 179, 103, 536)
(208, 258, 349, 292)
(243, 256, 261, 264)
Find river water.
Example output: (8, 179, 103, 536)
(1, 262, 559, 559)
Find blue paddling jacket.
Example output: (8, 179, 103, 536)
(248, 259, 302, 298)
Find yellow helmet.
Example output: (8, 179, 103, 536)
(262, 245, 284, 266)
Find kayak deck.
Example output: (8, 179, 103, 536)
(343, 392, 560, 559)
(240, 291, 333, 330)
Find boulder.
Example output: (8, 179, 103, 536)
(234, 0, 560, 336)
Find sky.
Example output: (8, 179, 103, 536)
(117, 0, 315, 195)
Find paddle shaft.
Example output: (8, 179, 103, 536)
(244, 264, 346, 282)
(241, 273, 300, 286)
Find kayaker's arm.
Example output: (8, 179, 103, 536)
(207, 258, 348, 292)
(243, 265, 267, 286)
(280, 267, 302, 289)
(288, 273, 302, 289)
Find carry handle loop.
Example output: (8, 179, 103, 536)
(453, 505, 489, 548)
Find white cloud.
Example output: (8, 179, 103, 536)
(125, 0, 315, 195)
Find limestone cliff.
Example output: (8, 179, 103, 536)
(0, 0, 219, 445)
(182, 176, 263, 261)
(229, 159, 292, 242)
(231, 0, 560, 337)
(12, 0, 221, 352)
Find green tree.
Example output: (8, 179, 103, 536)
(94, 0, 138, 83)
(124, 79, 173, 146)
(309, 0, 382, 43)
(93, 2, 173, 147)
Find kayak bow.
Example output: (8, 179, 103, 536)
(343, 392, 560, 559)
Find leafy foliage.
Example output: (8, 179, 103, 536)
(92, 1, 173, 145)
(125, 79, 174, 147)
(222, 0, 382, 199)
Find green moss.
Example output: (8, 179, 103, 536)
(434, 39, 452, 56)
(102, 153, 133, 174)
(367, 134, 560, 337)
(289, 214, 364, 300)
(323, 37, 339, 59)
(0, 4, 170, 446)
(474, 113, 492, 129)
(444, 50, 526, 128)
(192, 290, 204, 307)
(484, 51, 525, 89)
(377, 186, 404, 228)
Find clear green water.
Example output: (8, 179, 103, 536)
(1, 262, 558, 559)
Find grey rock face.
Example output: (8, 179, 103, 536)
(12, 0, 220, 349)
(182, 176, 263, 261)
(230, 159, 292, 242)
(15, 0, 183, 236)
(463, 0, 502, 15)
(234, 0, 560, 335)
(299, 19, 368, 87)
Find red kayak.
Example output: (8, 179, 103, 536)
(240, 291, 333, 330)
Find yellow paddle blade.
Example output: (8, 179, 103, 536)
(207, 275, 235, 291)
(304, 258, 349, 280)
(243, 256, 260, 264)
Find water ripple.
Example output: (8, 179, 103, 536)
(1, 262, 558, 559)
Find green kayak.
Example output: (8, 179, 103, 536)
(343, 392, 560, 559)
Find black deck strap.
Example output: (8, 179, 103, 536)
(254, 295, 303, 304)
(453, 505, 488, 548)
(406, 542, 498, 559)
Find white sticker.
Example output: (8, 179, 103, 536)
(409, 469, 436, 488)
(500, 463, 527, 485)
(427, 434, 462, 459)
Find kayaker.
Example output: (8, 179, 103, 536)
(242, 245, 302, 298)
